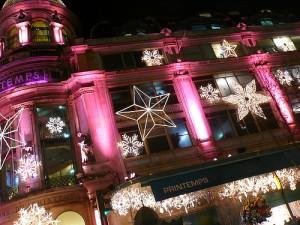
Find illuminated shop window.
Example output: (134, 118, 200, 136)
(36, 105, 75, 188)
(6, 26, 19, 49)
(111, 83, 192, 157)
(31, 21, 51, 43)
(193, 73, 279, 141)
(273, 36, 296, 52)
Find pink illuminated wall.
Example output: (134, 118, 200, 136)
(51, 22, 64, 45)
(173, 73, 212, 141)
(16, 21, 30, 45)
(252, 62, 295, 126)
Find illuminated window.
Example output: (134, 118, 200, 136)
(56, 211, 85, 225)
(36, 105, 75, 188)
(6, 26, 19, 49)
(31, 21, 51, 43)
(273, 36, 296, 52)
(211, 40, 238, 58)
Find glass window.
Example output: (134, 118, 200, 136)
(256, 39, 278, 53)
(167, 119, 192, 148)
(31, 21, 51, 43)
(260, 18, 273, 26)
(6, 26, 19, 49)
(211, 41, 241, 58)
(273, 36, 296, 52)
(36, 105, 75, 188)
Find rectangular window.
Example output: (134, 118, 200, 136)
(36, 105, 75, 188)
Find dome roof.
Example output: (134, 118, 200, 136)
(2, 0, 66, 8)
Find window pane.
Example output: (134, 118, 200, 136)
(273, 36, 296, 52)
(36, 105, 75, 188)
(257, 105, 279, 131)
(168, 119, 192, 148)
(208, 111, 235, 140)
(147, 136, 170, 153)
(215, 77, 231, 96)
(102, 54, 123, 71)
(229, 110, 258, 136)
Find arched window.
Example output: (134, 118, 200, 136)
(7, 26, 19, 49)
(31, 21, 51, 43)
(56, 211, 85, 225)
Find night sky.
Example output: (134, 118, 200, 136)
(0, 0, 297, 37)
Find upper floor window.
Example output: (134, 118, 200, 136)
(31, 21, 51, 43)
(6, 27, 19, 49)
(273, 36, 296, 52)
(102, 49, 165, 72)
(211, 40, 240, 58)
(260, 18, 273, 26)
(36, 105, 75, 188)
(111, 82, 192, 157)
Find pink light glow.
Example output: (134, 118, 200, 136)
(173, 75, 212, 141)
(16, 21, 30, 45)
(254, 65, 295, 125)
(94, 209, 102, 225)
(51, 22, 64, 45)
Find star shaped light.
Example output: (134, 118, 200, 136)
(199, 83, 221, 104)
(220, 40, 237, 58)
(222, 80, 270, 121)
(14, 203, 59, 225)
(118, 133, 144, 157)
(141, 49, 164, 66)
(0, 108, 25, 170)
(116, 86, 176, 140)
(275, 69, 294, 86)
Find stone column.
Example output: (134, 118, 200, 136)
(250, 54, 296, 131)
(172, 65, 217, 159)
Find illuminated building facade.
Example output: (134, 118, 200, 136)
(0, 1, 300, 225)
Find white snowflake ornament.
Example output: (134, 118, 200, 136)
(275, 69, 293, 86)
(16, 151, 40, 182)
(46, 117, 65, 134)
(222, 80, 270, 121)
(118, 133, 144, 157)
(199, 84, 221, 104)
(141, 49, 164, 66)
(220, 40, 237, 58)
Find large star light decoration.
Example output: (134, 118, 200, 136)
(14, 203, 59, 225)
(199, 83, 221, 104)
(0, 108, 25, 170)
(220, 40, 237, 58)
(118, 133, 144, 157)
(275, 69, 294, 86)
(116, 86, 176, 140)
(141, 49, 164, 66)
(222, 80, 270, 121)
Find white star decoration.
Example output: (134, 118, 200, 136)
(220, 40, 237, 58)
(222, 80, 270, 121)
(116, 86, 176, 140)
(0, 108, 25, 170)
(141, 49, 164, 66)
(46, 117, 65, 134)
(14, 203, 59, 225)
(118, 133, 144, 157)
(199, 84, 221, 104)
(275, 69, 294, 86)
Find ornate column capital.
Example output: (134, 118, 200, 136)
(12, 101, 34, 111)
(172, 60, 190, 77)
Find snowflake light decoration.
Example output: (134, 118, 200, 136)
(199, 83, 221, 104)
(116, 86, 176, 140)
(16, 149, 40, 182)
(111, 185, 207, 216)
(46, 117, 65, 134)
(141, 49, 164, 66)
(219, 167, 300, 200)
(222, 80, 270, 121)
(118, 133, 144, 157)
(0, 108, 25, 170)
(14, 203, 59, 225)
(220, 40, 238, 58)
(79, 140, 89, 163)
(275, 69, 294, 86)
